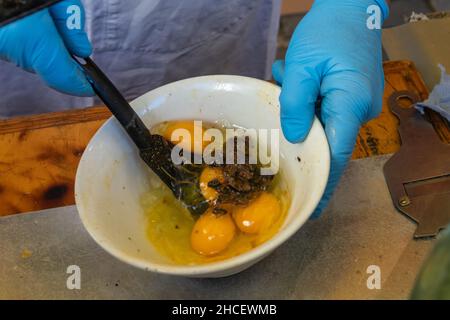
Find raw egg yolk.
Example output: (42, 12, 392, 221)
(233, 192, 280, 234)
(199, 167, 224, 201)
(191, 210, 236, 256)
(163, 121, 207, 153)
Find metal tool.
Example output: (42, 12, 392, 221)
(384, 91, 450, 238)
(0, 0, 61, 27)
(75, 57, 208, 216)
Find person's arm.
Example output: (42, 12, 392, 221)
(273, 0, 389, 217)
(0, 0, 94, 96)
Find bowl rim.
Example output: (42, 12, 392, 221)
(75, 75, 330, 276)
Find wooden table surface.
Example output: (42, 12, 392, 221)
(0, 60, 449, 217)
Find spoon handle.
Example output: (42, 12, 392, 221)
(74, 56, 207, 216)
(74, 56, 153, 150)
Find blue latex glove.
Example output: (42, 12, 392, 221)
(0, 0, 94, 96)
(273, 0, 389, 217)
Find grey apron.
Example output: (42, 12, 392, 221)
(0, 0, 281, 117)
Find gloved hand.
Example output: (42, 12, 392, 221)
(0, 0, 94, 96)
(273, 0, 389, 217)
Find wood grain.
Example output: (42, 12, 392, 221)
(0, 107, 111, 216)
(0, 60, 448, 216)
(0, 106, 111, 135)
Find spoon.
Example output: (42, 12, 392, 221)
(74, 57, 208, 216)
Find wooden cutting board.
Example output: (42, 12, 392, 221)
(0, 60, 449, 216)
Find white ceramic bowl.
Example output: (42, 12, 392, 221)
(75, 75, 330, 278)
